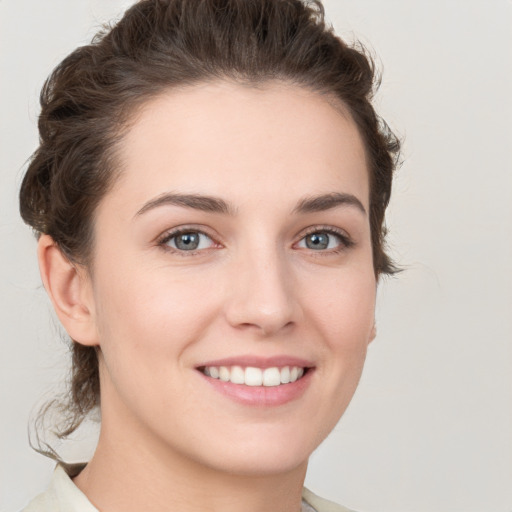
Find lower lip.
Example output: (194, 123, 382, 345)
(199, 369, 314, 407)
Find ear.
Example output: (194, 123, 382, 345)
(368, 321, 377, 345)
(37, 234, 98, 346)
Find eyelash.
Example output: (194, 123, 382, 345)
(157, 227, 218, 256)
(296, 225, 355, 254)
(156, 225, 354, 256)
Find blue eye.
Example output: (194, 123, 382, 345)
(163, 231, 215, 251)
(297, 230, 350, 251)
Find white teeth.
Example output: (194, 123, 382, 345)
(203, 365, 306, 386)
(263, 367, 281, 387)
(245, 367, 263, 386)
(230, 365, 245, 384)
(219, 366, 230, 382)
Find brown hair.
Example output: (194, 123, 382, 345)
(20, 0, 400, 459)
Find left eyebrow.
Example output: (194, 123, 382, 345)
(293, 192, 367, 216)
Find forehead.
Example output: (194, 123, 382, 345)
(107, 80, 369, 213)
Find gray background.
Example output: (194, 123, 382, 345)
(1, 1, 511, 511)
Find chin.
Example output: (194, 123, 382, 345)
(206, 449, 310, 477)
(188, 427, 323, 477)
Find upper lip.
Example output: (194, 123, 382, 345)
(197, 355, 314, 369)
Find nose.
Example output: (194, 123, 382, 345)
(223, 245, 299, 337)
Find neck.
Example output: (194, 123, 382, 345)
(73, 412, 308, 512)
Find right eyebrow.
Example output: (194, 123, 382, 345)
(135, 192, 236, 217)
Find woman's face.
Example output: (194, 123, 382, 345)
(84, 81, 376, 476)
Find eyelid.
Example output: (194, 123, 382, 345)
(156, 225, 222, 254)
(294, 225, 355, 251)
(154, 223, 354, 256)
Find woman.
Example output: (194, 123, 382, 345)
(19, 0, 400, 511)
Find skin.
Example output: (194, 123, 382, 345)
(38, 80, 376, 512)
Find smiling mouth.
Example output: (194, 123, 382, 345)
(199, 365, 309, 387)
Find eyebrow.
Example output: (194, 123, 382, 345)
(135, 193, 235, 217)
(135, 191, 366, 217)
(293, 192, 367, 215)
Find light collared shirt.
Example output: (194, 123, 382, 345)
(21, 464, 355, 512)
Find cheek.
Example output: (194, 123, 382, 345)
(91, 268, 215, 416)
(303, 265, 376, 391)
(306, 266, 376, 341)
(92, 264, 221, 359)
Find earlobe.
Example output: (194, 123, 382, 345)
(37, 234, 98, 346)
(369, 322, 377, 344)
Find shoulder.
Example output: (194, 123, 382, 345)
(21, 467, 355, 512)
(20, 490, 54, 512)
(302, 487, 357, 512)
(20, 463, 95, 512)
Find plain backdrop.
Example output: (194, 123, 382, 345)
(1, 1, 511, 511)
